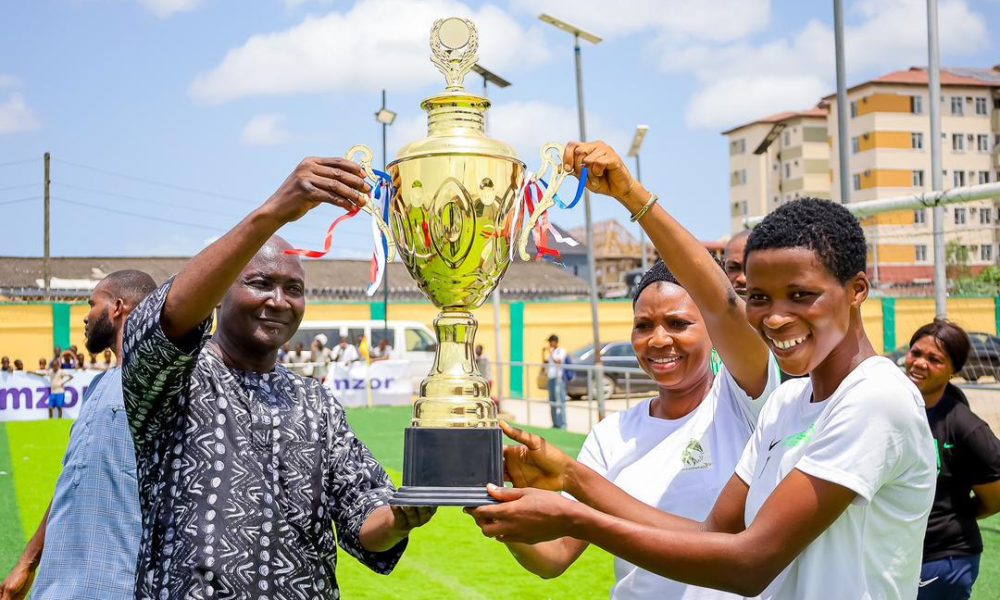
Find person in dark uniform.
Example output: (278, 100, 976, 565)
(904, 319, 1000, 600)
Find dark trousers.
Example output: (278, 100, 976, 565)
(918, 554, 980, 600)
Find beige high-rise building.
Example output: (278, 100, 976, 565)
(724, 66, 1000, 286)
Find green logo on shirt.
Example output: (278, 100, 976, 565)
(784, 423, 816, 448)
(681, 439, 711, 470)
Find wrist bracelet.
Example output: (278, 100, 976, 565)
(629, 193, 659, 222)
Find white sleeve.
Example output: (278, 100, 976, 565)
(720, 355, 781, 429)
(795, 386, 909, 502)
(576, 427, 609, 478)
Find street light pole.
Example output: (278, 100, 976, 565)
(473, 63, 512, 406)
(627, 125, 649, 273)
(375, 91, 397, 340)
(927, 0, 947, 318)
(539, 14, 606, 420)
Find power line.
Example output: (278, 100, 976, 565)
(0, 158, 38, 168)
(53, 158, 257, 205)
(51, 181, 372, 242)
(52, 196, 226, 233)
(0, 182, 38, 192)
(0, 195, 40, 206)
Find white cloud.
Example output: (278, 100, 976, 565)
(190, 0, 550, 104)
(284, 0, 336, 9)
(511, 0, 771, 43)
(136, 0, 205, 18)
(241, 114, 292, 145)
(661, 0, 988, 130)
(0, 93, 40, 134)
(0, 75, 20, 90)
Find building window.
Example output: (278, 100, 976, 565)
(852, 173, 861, 191)
(916, 245, 928, 262)
(981, 208, 993, 225)
(912, 170, 925, 187)
(979, 171, 991, 185)
(850, 101, 858, 118)
(952, 133, 964, 151)
(951, 96, 964, 116)
(851, 136, 860, 153)
(954, 207, 967, 225)
(975, 97, 988, 115)
(740, 200, 748, 216)
(783, 130, 791, 146)
(977, 134, 989, 152)
(911, 95, 923, 114)
(731, 138, 746, 154)
(914, 209, 926, 225)
(911, 132, 923, 149)
(732, 169, 747, 185)
(784, 163, 791, 178)
(953, 170, 966, 187)
(982, 245, 994, 262)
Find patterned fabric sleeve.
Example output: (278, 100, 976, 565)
(323, 393, 406, 573)
(122, 278, 212, 451)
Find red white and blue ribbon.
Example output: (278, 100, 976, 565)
(519, 167, 588, 260)
(366, 169, 393, 296)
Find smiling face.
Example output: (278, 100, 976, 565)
(745, 247, 866, 377)
(631, 281, 712, 391)
(905, 335, 954, 398)
(217, 240, 306, 358)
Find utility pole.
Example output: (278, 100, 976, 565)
(44, 151, 51, 300)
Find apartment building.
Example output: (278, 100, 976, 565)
(724, 66, 1000, 287)
(723, 106, 832, 234)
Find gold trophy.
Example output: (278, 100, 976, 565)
(346, 17, 571, 506)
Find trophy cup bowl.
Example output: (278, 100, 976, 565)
(347, 17, 569, 506)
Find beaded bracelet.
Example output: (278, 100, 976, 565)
(629, 193, 659, 222)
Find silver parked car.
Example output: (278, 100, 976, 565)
(564, 342, 658, 400)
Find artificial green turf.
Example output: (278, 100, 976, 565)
(5, 409, 1000, 599)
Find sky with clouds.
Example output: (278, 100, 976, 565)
(0, 0, 997, 258)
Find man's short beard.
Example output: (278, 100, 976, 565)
(85, 309, 116, 354)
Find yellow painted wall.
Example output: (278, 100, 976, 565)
(857, 94, 911, 116)
(860, 169, 913, 190)
(858, 131, 913, 152)
(893, 298, 998, 351)
(862, 298, 884, 354)
(862, 210, 916, 226)
(0, 305, 53, 365)
(876, 244, 917, 264)
(303, 303, 372, 322)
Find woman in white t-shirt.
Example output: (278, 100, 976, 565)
(495, 155, 779, 598)
(468, 142, 937, 600)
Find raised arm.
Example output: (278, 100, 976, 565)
(161, 158, 370, 343)
(563, 142, 770, 398)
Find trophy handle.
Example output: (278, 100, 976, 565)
(517, 143, 569, 261)
(345, 144, 397, 262)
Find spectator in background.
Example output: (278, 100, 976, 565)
(358, 333, 371, 364)
(370, 338, 393, 362)
(904, 320, 1000, 600)
(543, 334, 567, 430)
(1, 356, 11, 374)
(38, 358, 48, 372)
(59, 352, 75, 370)
(86, 354, 100, 371)
(47, 362, 73, 419)
(277, 342, 290, 364)
(0, 269, 156, 600)
(723, 230, 749, 298)
(284, 342, 309, 376)
(331, 335, 360, 368)
(75, 353, 86, 369)
(310, 335, 332, 381)
(13, 359, 24, 372)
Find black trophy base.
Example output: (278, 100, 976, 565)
(391, 427, 503, 507)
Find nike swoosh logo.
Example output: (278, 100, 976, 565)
(918, 577, 939, 587)
(768, 439, 781, 451)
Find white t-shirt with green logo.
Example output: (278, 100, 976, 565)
(735, 356, 936, 600)
(578, 360, 780, 600)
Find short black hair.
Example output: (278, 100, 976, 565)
(745, 198, 866, 283)
(633, 260, 680, 306)
(909, 319, 971, 372)
(101, 270, 157, 306)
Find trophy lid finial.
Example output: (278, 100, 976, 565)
(430, 17, 478, 92)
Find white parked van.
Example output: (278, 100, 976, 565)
(289, 320, 437, 387)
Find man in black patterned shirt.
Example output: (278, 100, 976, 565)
(122, 157, 433, 599)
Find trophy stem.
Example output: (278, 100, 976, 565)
(411, 309, 496, 428)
